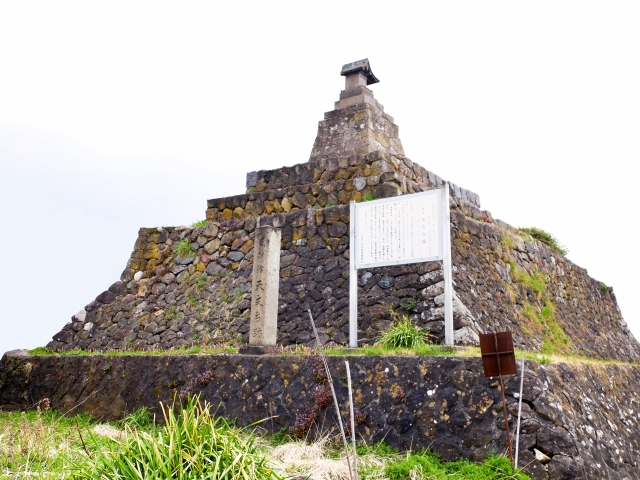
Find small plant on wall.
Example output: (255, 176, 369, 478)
(174, 239, 195, 259)
(519, 227, 568, 255)
(359, 192, 378, 202)
(379, 315, 429, 349)
(401, 299, 418, 313)
(600, 283, 613, 293)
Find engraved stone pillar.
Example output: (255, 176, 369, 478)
(249, 226, 281, 346)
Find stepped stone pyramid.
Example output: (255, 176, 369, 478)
(207, 59, 480, 225)
(4, 60, 638, 480)
(48, 59, 639, 363)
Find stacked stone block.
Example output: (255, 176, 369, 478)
(49, 197, 639, 361)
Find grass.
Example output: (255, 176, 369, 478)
(0, 399, 284, 479)
(73, 395, 283, 480)
(379, 316, 430, 349)
(385, 449, 529, 480)
(4, 402, 529, 480)
(120, 407, 154, 429)
(505, 254, 574, 356)
(166, 306, 178, 321)
(518, 227, 568, 255)
(268, 437, 531, 480)
(196, 273, 208, 291)
(507, 261, 546, 297)
(191, 219, 208, 228)
(0, 406, 105, 479)
(500, 234, 515, 249)
(28, 345, 238, 357)
(28, 342, 635, 367)
(324, 344, 459, 357)
(519, 350, 551, 364)
(521, 301, 572, 355)
(401, 299, 418, 313)
(174, 238, 195, 259)
(359, 192, 378, 202)
(600, 282, 613, 293)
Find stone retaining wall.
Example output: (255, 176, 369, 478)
(1, 351, 638, 480)
(48, 198, 639, 361)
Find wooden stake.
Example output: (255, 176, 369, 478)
(514, 355, 525, 468)
(346, 361, 358, 480)
(308, 309, 353, 480)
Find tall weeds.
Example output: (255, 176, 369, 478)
(379, 316, 429, 349)
(72, 395, 283, 480)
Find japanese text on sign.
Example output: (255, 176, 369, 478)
(354, 191, 442, 269)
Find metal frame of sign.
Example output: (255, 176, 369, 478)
(349, 184, 454, 347)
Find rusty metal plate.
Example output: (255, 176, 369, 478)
(479, 331, 517, 377)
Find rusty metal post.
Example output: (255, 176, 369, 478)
(493, 334, 514, 464)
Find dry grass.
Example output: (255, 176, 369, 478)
(0, 405, 90, 478)
(268, 436, 389, 480)
(92, 423, 127, 441)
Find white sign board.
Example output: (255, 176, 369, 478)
(354, 190, 443, 268)
(349, 186, 453, 347)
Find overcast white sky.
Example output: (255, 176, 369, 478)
(1, 0, 639, 355)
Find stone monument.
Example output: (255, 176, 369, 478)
(248, 225, 281, 348)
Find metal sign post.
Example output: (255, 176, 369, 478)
(349, 201, 358, 347)
(349, 186, 454, 348)
(441, 183, 453, 346)
(479, 331, 518, 464)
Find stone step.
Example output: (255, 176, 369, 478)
(206, 174, 406, 222)
(208, 151, 481, 222)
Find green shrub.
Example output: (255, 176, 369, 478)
(519, 227, 568, 255)
(191, 220, 207, 227)
(379, 316, 428, 349)
(174, 239, 195, 259)
(73, 395, 283, 479)
(385, 450, 531, 480)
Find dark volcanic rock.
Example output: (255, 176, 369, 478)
(1, 352, 639, 479)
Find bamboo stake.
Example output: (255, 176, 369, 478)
(346, 360, 358, 480)
(514, 355, 525, 468)
(307, 309, 353, 480)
